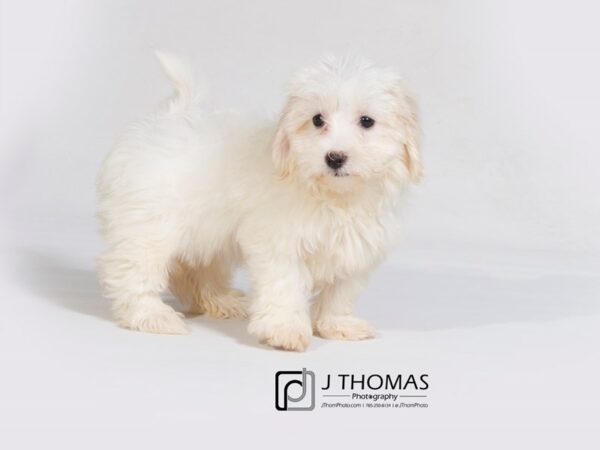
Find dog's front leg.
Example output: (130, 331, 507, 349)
(246, 252, 313, 351)
(312, 275, 375, 341)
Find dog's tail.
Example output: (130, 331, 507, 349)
(154, 50, 204, 111)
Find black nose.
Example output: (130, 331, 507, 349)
(325, 151, 347, 170)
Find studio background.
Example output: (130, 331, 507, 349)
(1, 1, 599, 448)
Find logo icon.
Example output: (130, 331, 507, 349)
(275, 368, 316, 411)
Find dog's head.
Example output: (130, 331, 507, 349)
(272, 56, 422, 194)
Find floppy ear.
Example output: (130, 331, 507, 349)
(395, 85, 423, 184)
(272, 103, 293, 178)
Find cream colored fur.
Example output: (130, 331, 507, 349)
(97, 52, 421, 351)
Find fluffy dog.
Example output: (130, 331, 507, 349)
(97, 52, 421, 351)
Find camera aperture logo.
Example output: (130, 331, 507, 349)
(275, 368, 316, 411)
(275, 368, 429, 411)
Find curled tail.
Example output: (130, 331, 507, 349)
(154, 50, 204, 111)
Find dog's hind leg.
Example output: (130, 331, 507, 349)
(169, 257, 247, 319)
(98, 244, 188, 335)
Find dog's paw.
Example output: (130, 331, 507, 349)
(203, 289, 248, 319)
(248, 313, 312, 352)
(314, 315, 375, 341)
(116, 302, 188, 335)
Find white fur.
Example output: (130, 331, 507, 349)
(97, 52, 421, 351)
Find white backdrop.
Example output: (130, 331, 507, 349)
(1, 1, 599, 448)
(2, 0, 600, 253)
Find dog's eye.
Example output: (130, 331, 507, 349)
(359, 116, 375, 129)
(312, 114, 325, 128)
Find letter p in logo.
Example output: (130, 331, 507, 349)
(275, 368, 316, 411)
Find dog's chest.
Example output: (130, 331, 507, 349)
(303, 208, 395, 285)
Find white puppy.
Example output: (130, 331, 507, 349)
(97, 52, 421, 351)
